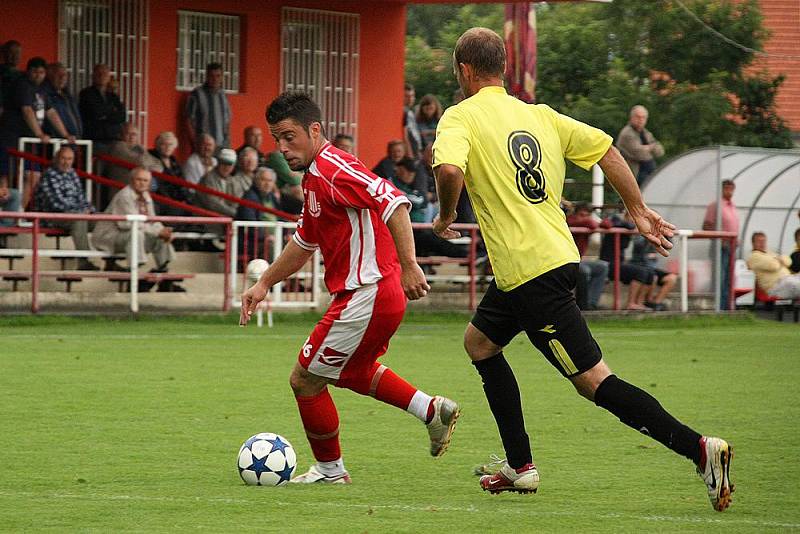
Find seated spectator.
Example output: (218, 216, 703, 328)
(746, 231, 800, 300)
(141, 131, 191, 216)
(599, 210, 655, 310)
(105, 122, 147, 192)
(265, 150, 303, 214)
(393, 157, 466, 260)
(791, 228, 800, 274)
(236, 167, 281, 259)
(43, 62, 82, 138)
(34, 146, 98, 270)
(332, 133, 355, 154)
(632, 234, 678, 311)
(415, 94, 442, 150)
(236, 125, 268, 168)
(372, 139, 406, 181)
(567, 202, 609, 310)
(196, 148, 239, 217)
(183, 133, 217, 186)
(0, 174, 21, 226)
(79, 63, 126, 152)
(232, 147, 257, 194)
(92, 167, 183, 292)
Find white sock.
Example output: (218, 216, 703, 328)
(317, 458, 346, 476)
(407, 390, 433, 423)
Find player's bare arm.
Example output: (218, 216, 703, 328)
(432, 163, 463, 239)
(386, 206, 430, 300)
(239, 239, 314, 326)
(598, 145, 676, 257)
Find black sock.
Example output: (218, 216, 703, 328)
(594, 374, 702, 464)
(473, 352, 532, 469)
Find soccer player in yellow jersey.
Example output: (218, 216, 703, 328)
(432, 28, 733, 512)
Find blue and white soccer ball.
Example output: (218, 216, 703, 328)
(237, 433, 297, 486)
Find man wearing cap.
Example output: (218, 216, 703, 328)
(196, 147, 240, 217)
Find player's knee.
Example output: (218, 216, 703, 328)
(463, 324, 501, 361)
(570, 360, 612, 402)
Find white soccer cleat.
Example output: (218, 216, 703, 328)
(697, 436, 734, 511)
(479, 461, 540, 494)
(426, 396, 461, 457)
(290, 464, 352, 485)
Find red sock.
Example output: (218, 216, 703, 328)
(372, 364, 434, 423)
(295, 388, 341, 462)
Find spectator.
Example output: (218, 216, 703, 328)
(79, 63, 126, 151)
(567, 202, 609, 310)
(632, 234, 678, 311)
(417, 144, 437, 221)
(236, 125, 267, 168)
(265, 150, 303, 214)
(790, 228, 800, 274)
(43, 62, 82, 138)
(0, 40, 22, 116)
(236, 167, 281, 259)
(106, 123, 147, 187)
(403, 82, 422, 158)
(141, 131, 191, 215)
(415, 93, 443, 150)
(0, 174, 21, 226)
(616, 105, 664, 186)
(34, 146, 98, 270)
(746, 231, 800, 300)
(599, 210, 655, 310)
(92, 167, 183, 292)
(183, 133, 217, 186)
(372, 139, 406, 180)
(185, 62, 230, 150)
(702, 179, 739, 309)
(332, 133, 355, 154)
(196, 148, 239, 217)
(232, 146, 256, 195)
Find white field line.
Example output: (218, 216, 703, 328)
(0, 490, 798, 529)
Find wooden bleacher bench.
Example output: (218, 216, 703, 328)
(0, 248, 125, 270)
(0, 270, 194, 292)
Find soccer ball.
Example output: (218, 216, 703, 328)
(246, 259, 269, 285)
(237, 433, 297, 486)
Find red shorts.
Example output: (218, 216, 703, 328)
(298, 275, 406, 383)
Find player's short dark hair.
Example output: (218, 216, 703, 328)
(396, 157, 417, 174)
(454, 27, 506, 79)
(751, 231, 766, 243)
(266, 91, 322, 130)
(206, 62, 223, 73)
(334, 133, 354, 143)
(26, 56, 47, 71)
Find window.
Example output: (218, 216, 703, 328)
(58, 0, 149, 139)
(281, 8, 360, 146)
(176, 11, 241, 93)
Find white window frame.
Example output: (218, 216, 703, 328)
(176, 10, 241, 94)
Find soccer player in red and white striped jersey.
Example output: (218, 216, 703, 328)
(240, 92, 460, 484)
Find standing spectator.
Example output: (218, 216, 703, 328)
(92, 168, 182, 292)
(746, 231, 800, 299)
(265, 150, 303, 214)
(0, 40, 22, 116)
(183, 133, 217, 186)
(415, 94, 443, 150)
(196, 148, 239, 217)
(141, 131, 191, 215)
(236, 125, 267, 168)
(232, 147, 257, 195)
(567, 203, 609, 310)
(616, 105, 664, 186)
(702, 179, 739, 310)
(34, 146, 98, 270)
(0, 175, 21, 226)
(43, 62, 82, 138)
(403, 82, 422, 159)
(79, 64, 127, 152)
(599, 211, 655, 310)
(372, 139, 406, 180)
(106, 123, 146, 186)
(185, 63, 231, 150)
(790, 228, 800, 274)
(332, 133, 355, 154)
(632, 235, 678, 311)
(236, 167, 281, 259)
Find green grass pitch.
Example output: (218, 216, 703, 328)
(1, 313, 798, 532)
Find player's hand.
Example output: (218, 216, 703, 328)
(630, 207, 676, 257)
(432, 212, 460, 240)
(401, 263, 430, 301)
(239, 282, 268, 326)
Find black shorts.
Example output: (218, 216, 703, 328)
(471, 263, 602, 378)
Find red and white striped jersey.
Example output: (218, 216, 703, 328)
(292, 142, 411, 294)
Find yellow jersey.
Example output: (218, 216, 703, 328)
(432, 86, 612, 291)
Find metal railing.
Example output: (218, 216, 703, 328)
(16, 137, 94, 203)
